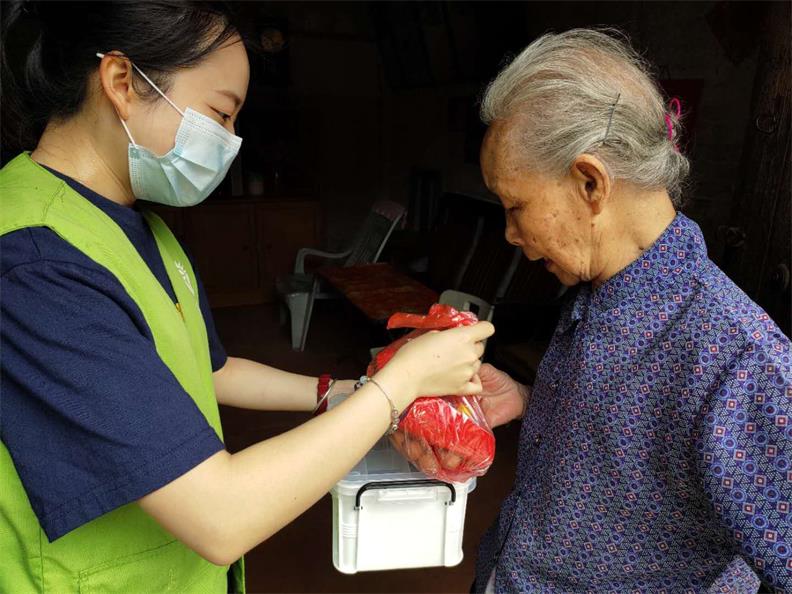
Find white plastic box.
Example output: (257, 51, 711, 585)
(330, 433, 477, 574)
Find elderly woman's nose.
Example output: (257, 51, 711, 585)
(505, 224, 523, 246)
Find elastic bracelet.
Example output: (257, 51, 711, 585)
(356, 375, 400, 435)
(313, 374, 334, 415)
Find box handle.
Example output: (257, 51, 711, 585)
(355, 479, 456, 510)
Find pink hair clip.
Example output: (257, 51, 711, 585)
(664, 97, 682, 151)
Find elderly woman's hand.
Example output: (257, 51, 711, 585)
(477, 363, 529, 428)
(391, 430, 434, 475)
(390, 428, 464, 476)
(390, 364, 526, 476)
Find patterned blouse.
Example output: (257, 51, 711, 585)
(474, 214, 791, 593)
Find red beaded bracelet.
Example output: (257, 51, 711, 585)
(315, 374, 333, 415)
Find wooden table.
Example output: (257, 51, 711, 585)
(317, 263, 438, 323)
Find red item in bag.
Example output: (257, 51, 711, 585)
(368, 304, 495, 483)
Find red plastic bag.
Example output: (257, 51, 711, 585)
(368, 304, 495, 483)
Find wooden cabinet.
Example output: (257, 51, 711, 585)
(256, 202, 321, 301)
(147, 198, 321, 307)
(721, 2, 791, 337)
(182, 203, 261, 306)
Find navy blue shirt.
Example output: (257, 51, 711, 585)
(1, 166, 227, 541)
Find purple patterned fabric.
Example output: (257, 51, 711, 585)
(474, 214, 791, 593)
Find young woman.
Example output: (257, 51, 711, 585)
(0, 2, 495, 591)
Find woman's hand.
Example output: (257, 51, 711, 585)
(477, 363, 529, 428)
(374, 322, 494, 411)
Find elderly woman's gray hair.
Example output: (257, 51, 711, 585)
(480, 29, 690, 205)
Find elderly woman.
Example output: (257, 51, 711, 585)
(467, 29, 791, 593)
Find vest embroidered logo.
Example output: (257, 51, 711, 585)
(174, 260, 195, 297)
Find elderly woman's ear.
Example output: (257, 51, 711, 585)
(570, 154, 611, 214)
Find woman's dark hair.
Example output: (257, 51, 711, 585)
(1, 1, 252, 159)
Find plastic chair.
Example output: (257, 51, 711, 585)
(367, 289, 494, 360)
(438, 289, 494, 322)
(277, 200, 405, 351)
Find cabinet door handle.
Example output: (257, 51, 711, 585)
(755, 112, 778, 134)
(718, 226, 746, 248)
(770, 263, 790, 293)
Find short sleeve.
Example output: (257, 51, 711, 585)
(695, 334, 792, 592)
(0, 257, 225, 541)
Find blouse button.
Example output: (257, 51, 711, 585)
(534, 434, 542, 446)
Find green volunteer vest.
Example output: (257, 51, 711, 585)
(0, 153, 244, 593)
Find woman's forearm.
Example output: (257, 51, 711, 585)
(141, 321, 491, 564)
(139, 369, 404, 565)
(212, 356, 318, 411)
(213, 357, 357, 412)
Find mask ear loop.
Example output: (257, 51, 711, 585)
(96, 52, 185, 146)
(118, 117, 138, 147)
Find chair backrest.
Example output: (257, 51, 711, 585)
(498, 256, 568, 305)
(494, 247, 523, 303)
(426, 192, 502, 294)
(368, 289, 493, 361)
(406, 168, 442, 233)
(345, 200, 405, 267)
(439, 289, 494, 322)
(456, 224, 517, 302)
(426, 214, 480, 293)
(450, 216, 485, 290)
(439, 289, 494, 352)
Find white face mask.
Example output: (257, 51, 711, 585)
(97, 53, 242, 207)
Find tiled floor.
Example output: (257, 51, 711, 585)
(213, 300, 521, 593)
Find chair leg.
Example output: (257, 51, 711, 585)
(298, 283, 318, 352)
(287, 293, 309, 351)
